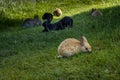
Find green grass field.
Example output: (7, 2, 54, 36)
(0, 0, 120, 80)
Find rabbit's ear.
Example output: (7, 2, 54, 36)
(80, 36, 88, 44)
(94, 8, 97, 11)
(92, 8, 94, 10)
(56, 8, 58, 9)
(82, 36, 88, 42)
(80, 36, 84, 45)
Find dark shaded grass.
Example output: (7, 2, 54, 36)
(0, 0, 118, 30)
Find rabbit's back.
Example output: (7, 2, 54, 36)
(61, 16, 73, 27)
(34, 18, 41, 26)
(58, 38, 81, 57)
(22, 18, 35, 28)
(92, 10, 103, 16)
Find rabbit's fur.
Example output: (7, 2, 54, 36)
(42, 20, 63, 32)
(42, 20, 57, 32)
(59, 16, 73, 28)
(42, 12, 53, 21)
(42, 16, 73, 32)
(33, 15, 42, 26)
(58, 36, 92, 58)
(91, 8, 103, 17)
(22, 15, 41, 28)
(53, 8, 62, 17)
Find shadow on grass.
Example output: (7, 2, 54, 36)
(0, 10, 24, 31)
(72, 5, 120, 43)
(0, 5, 120, 31)
(0, 5, 119, 58)
(0, 50, 18, 57)
(72, 5, 120, 54)
(72, 5, 120, 32)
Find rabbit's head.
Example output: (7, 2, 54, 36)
(42, 13, 53, 22)
(80, 36, 92, 53)
(91, 8, 96, 14)
(53, 8, 62, 17)
(33, 15, 41, 26)
(34, 15, 39, 19)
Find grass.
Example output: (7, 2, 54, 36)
(0, 0, 120, 80)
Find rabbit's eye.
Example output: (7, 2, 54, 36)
(85, 48, 88, 50)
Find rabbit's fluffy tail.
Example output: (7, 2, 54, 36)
(55, 55, 63, 58)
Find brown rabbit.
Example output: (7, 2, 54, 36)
(91, 8, 103, 17)
(57, 36, 92, 58)
(53, 8, 62, 17)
